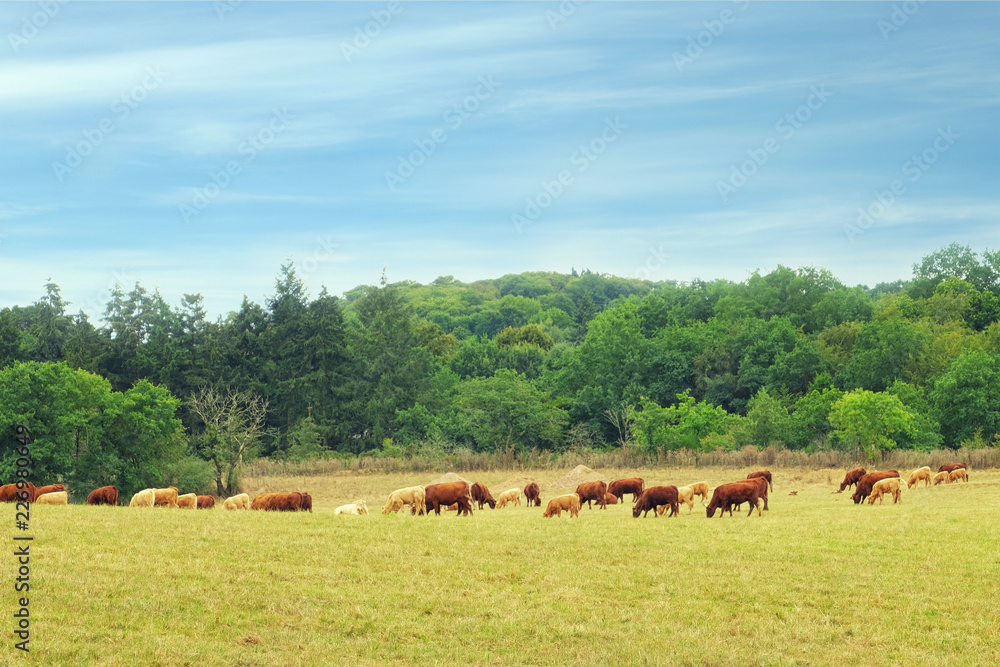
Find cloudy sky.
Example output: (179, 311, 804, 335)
(1, 1, 997, 320)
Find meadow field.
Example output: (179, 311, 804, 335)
(11, 466, 1000, 666)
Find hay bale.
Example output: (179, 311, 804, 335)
(427, 472, 470, 486)
(546, 464, 607, 492)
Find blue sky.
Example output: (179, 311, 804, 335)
(1, 1, 997, 320)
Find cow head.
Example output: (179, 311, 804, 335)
(706, 505, 716, 518)
(488, 498, 496, 509)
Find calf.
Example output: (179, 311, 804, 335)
(87, 486, 119, 506)
(949, 469, 968, 484)
(907, 466, 932, 489)
(706, 482, 760, 518)
(604, 492, 618, 505)
(542, 493, 580, 518)
(838, 467, 867, 493)
(608, 478, 644, 504)
(575, 481, 608, 509)
(868, 477, 902, 505)
(495, 488, 521, 508)
(633, 486, 679, 518)
(851, 471, 900, 504)
(932, 471, 949, 486)
(524, 482, 541, 507)
(471, 482, 496, 509)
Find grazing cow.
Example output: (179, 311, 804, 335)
(676, 485, 696, 514)
(938, 463, 967, 475)
(932, 471, 949, 486)
(868, 477, 903, 505)
(851, 471, 900, 504)
(35, 491, 68, 505)
(471, 482, 496, 510)
(177, 493, 198, 509)
(604, 492, 618, 505)
(633, 486, 680, 518)
(334, 500, 369, 515)
(949, 469, 968, 484)
(747, 476, 769, 511)
(838, 468, 867, 493)
(747, 470, 773, 492)
(196, 495, 215, 509)
(382, 486, 426, 515)
(0, 482, 36, 503)
(300, 492, 313, 512)
(608, 478, 644, 504)
(542, 493, 581, 518)
(87, 486, 119, 506)
(33, 484, 66, 498)
(424, 482, 473, 516)
(524, 482, 541, 507)
(706, 482, 761, 518)
(255, 492, 307, 511)
(689, 482, 710, 505)
(223, 493, 251, 510)
(129, 488, 156, 507)
(495, 488, 521, 508)
(153, 487, 179, 508)
(575, 481, 608, 509)
(907, 466, 932, 489)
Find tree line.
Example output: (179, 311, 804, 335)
(2, 243, 999, 497)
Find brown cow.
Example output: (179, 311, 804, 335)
(948, 469, 968, 484)
(633, 486, 679, 518)
(868, 477, 903, 505)
(707, 482, 761, 518)
(747, 476, 769, 511)
(153, 487, 179, 508)
(838, 467, 867, 493)
(33, 483, 66, 498)
(87, 486, 119, 506)
(424, 482, 474, 516)
(747, 470, 773, 492)
(851, 471, 900, 504)
(932, 471, 949, 485)
(196, 495, 215, 509)
(939, 463, 968, 478)
(0, 482, 36, 503)
(177, 493, 198, 509)
(542, 493, 580, 518)
(575, 481, 608, 509)
(604, 492, 618, 505)
(524, 482, 541, 507)
(608, 478, 644, 504)
(300, 492, 313, 512)
(471, 482, 496, 509)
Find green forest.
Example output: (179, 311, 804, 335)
(3, 243, 1000, 497)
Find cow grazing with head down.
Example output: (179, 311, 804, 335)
(868, 477, 903, 505)
(471, 482, 496, 509)
(177, 493, 198, 509)
(87, 486, 119, 506)
(932, 471, 949, 485)
(633, 486, 679, 518)
(851, 471, 900, 504)
(382, 486, 426, 515)
(706, 482, 761, 518)
(0, 483, 35, 503)
(495, 488, 521, 508)
(907, 467, 932, 489)
(196, 495, 215, 509)
(604, 492, 618, 505)
(575, 481, 608, 509)
(35, 491, 68, 505)
(542, 493, 580, 518)
(524, 482, 541, 507)
(838, 468, 867, 493)
(949, 469, 968, 484)
(129, 489, 156, 507)
(424, 481, 473, 516)
(938, 463, 967, 475)
(608, 478, 644, 504)
(223, 493, 250, 510)
(153, 487, 179, 508)
(747, 470, 772, 492)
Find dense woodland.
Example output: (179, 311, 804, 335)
(3, 243, 1000, 497)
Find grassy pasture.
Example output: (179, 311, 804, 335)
(9, 467, 1000, 666)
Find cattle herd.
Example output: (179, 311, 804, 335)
(0, 462, 971, 519)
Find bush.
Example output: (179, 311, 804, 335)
(161, 457, 217, 495)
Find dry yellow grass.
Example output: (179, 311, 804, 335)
(8, 466, 1000, 666)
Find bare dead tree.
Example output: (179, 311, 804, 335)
(603, 403, 635, 449)
(188, 387, 268, 496)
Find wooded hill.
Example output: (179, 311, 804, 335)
(2, 243, 999, 497)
